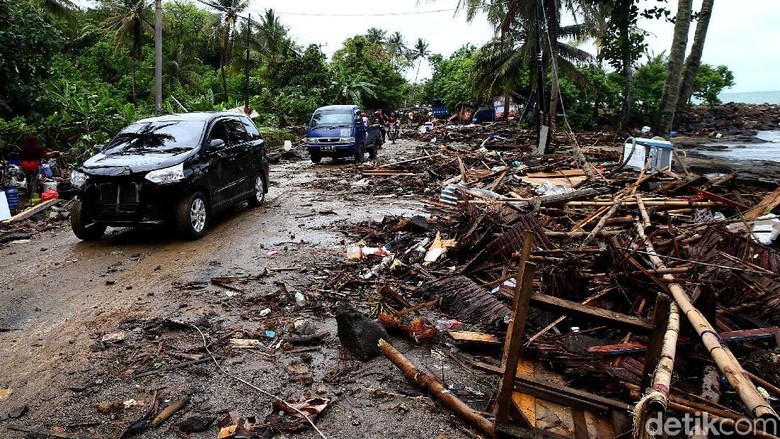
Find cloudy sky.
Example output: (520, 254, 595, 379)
(243, 0, 780, 93)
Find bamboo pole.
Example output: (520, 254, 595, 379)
(690, 365, 721, 439)
(636, 195, 779, 423)
(628, 390, 780, 439)
(378, 339, 496, 438)
(634, 201, 682, 439)
(581, 200, 624, 247)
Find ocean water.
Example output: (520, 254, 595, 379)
(699, 130, 780, 162)
(718, 90, 780, 105)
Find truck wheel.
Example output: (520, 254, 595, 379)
(355, 144, 365, 163)
(176, 192, 209, 239)
(311, 153, 321, 164)
(248, 175, 266, 207)
(71, 199, 106, 241)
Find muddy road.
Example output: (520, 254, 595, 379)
(0, 140, 487, 438)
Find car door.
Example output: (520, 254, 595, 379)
(240, 116, 268, 184)
(203, 119, 234, 208)
(224, 118, 254, 197)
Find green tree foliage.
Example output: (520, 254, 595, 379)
(0, 0, 64, 117)
(692, 64, 735, 107)
(331, 35, 406, 111)
(426, 45, 479, 111)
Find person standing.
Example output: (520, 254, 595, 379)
(407, 110, 414, 128)
(20, 134, 44, 196)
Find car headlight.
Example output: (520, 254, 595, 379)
(339, 137, 355, 144)
(70, 170, 88, 188)
(145, 163, 185, 184)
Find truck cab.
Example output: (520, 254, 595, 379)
(305, 105, 382, 164)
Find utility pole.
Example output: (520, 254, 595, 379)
(154, 0, 162, 114)
(533, 0, 548, 155)
(244, 14, 251, 115)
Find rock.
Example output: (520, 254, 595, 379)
(177, 414, 216, 433)
(335, 304, 388, 361)
(293, 318, 315, 335)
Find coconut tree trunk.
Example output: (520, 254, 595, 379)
(675, 0, 715, 124)
(131, 57, 137, 105)
(220, 24, 230, 102)
(619, 58, 633, 132)
(654, 0, 693, 136)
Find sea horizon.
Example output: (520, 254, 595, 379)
(717, 90, 780, 105)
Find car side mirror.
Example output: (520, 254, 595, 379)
(209, 139, 225, 150)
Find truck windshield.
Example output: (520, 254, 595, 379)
(310, 111, 353, 129)
(105, 121, 204, 154)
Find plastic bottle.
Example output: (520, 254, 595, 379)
(5, 187, 19, 211)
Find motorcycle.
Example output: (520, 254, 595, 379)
(388, 122, 399, 144)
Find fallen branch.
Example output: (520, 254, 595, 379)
(378, 339, 496, 438)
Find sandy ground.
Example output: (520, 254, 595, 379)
(0, 138, 492, 438)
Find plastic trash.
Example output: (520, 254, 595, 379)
(259, 308, 272, 317)
(294, 292, 306, 307)
(435, 319, 461, 331)
(346, 246, 388, 260)
(265, 330, 276, 339)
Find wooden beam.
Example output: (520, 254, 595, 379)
(744, 186, 780, 220)
(1, 199, 60, 224)
(496, 231, 536, 425)
(529, 293, 653, 333)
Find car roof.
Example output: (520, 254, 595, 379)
(315, 105, 358, 112)
(133, 112, 246, 124)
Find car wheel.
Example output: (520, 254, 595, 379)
(311, 153, 322, 164)
(355, 144, 365, 163)
(176, 191, 209, 239)
(248, 175, 266, 207)
(71, 199, 106, 241)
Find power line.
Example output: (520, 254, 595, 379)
(264, 8, 456, 17)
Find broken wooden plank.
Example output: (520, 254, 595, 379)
(744, 186, 780, 220)
(448, 330, 501, 345)
(1, 199, 60, 224)
(588, 327, 780, 355)
(529, 293, 653, 333)
(692, 188, 749, 210)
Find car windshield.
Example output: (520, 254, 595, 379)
(105, 121, 204, 154)
(310, 111, 353, 129)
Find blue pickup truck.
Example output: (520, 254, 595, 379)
(305, 105, 383, 164)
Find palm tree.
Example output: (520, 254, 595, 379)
(411, 38, 430, 84)
(655, 0, 693, 135)
(34, 0, 78, 22)
(365, 27, 387, 47)
(675, 0, 715, 119)
(255, 9, 291, 65)
(100, 0, 154, 104)
(200, 0, 248, 101)
(332, 66, 377, 106)
(165, 45, 202, 92)
(385, 31, 409, 69)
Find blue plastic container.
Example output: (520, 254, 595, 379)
(5, 186, 20, 211)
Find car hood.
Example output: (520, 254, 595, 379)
(308, 127, 353, 138)
(80, 150, 195, 176)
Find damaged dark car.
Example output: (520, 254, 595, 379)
(70, 112, 269, 240)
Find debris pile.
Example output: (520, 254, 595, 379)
(332, 131, 780, 438)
